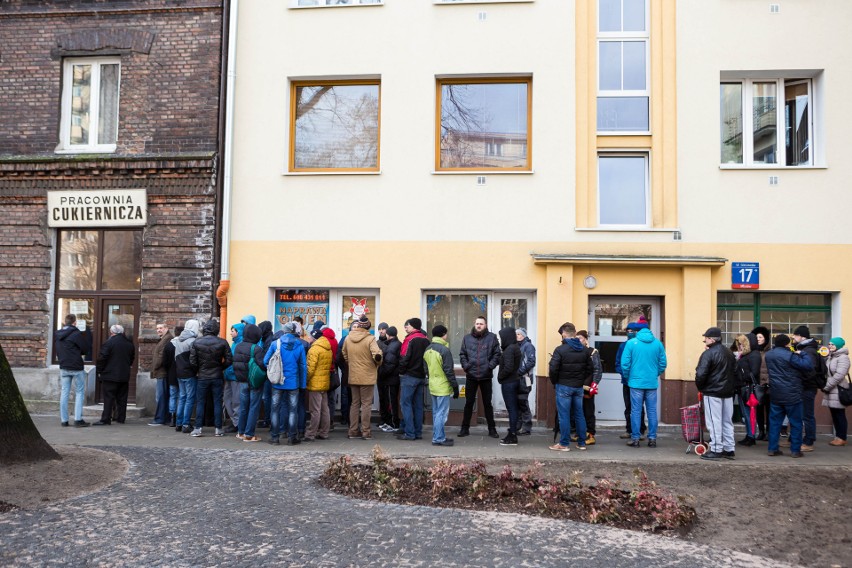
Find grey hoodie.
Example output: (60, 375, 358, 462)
(172, 319, 201, 357)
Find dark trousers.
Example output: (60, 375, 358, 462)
(154, 377, 169, 423)
(378, 382, 400, 427)
(101, 380, 128, 424)
(756, 391, 770, 435)
(623, 384, 646, 434)
(341, 386, 352, 424)
(195, 379, 224, 430)
(829, 407, 848, 440)
(802, 388, 817, 445)
(515, 392, 533, 433)
(462, 377, 496, 431)
(500, 380, 520, 435)
(571, 396, 597, 435)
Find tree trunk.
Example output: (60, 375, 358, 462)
(0, 342, 61, 465)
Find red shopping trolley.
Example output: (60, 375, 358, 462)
(680, 392, 708, 455)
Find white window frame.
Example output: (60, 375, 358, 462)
(434, 0, 534, 4)
(289, 0, 383, 8)
(596, 151, 650, 228)
(57, 57, 121, 154)
(721, 78, 815, 168)
(596, 0, 650, 135)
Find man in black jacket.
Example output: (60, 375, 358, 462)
(94, 324, 135, 426)
(396, 317, 430, 440)
(458, 316, 501, 438)
(55, 314, 91, 427)
(548, 322, 592, 451)
(792, 325, 821, 452)
(694, 327, 737, 461)
(189, 319, 233, 437)
(377, 324, 402, 432)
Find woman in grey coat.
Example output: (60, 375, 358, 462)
(822, 337, 850, 446)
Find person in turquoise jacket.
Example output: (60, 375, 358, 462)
(621, 327, 667, 448)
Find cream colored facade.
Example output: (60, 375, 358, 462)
(228, 0, 852, 425)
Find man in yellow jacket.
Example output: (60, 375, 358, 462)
(342, 316, 383, 440)
(424, 325, 459, 447)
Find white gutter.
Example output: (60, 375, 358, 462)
(220, 0, 238, 282)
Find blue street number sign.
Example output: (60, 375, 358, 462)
(732, 262, 759, 289)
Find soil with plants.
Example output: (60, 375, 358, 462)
(320, 448, 851, 568)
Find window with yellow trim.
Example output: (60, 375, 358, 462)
(436, 78, 531, 171)
(290, 81, 380, 172)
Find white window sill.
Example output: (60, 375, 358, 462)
(576, 227, 681, 233)
(283, 170, 382, 176)
(55, 145, 117, 155)
(597, 131, 651, 136)
(289, 1, 382, 9)
(435, 0, 534, 4)
(431, 170, 534, 175)
(719, 164, 827, 170)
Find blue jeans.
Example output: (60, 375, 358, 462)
(169, 385, 179, 414)
(153, 377, 169, 423)
(195, 379, 224, 430)
(630, 387, 658, 441)
(297, 388, 307, 433)
(738, 394, 755, 438)
(261, 379, 273, 424)
(271, 388, 299, 441)
(238, 382, 263, 437)
(431, 395, 450, 443)
(556, 384, 586, 447)
(801, 388, 817, 445)
(769, 401, 803, 453)
(501, 380, 520, 435)
(60, 369, 86, 423)
(177, 377, 197, 427)
(400, 375, 425, 438)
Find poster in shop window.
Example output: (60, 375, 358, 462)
(274, 289, 329, 332)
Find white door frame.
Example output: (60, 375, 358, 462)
(491, 291, 537, 414)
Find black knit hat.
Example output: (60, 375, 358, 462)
(793, 325, 811, 338)
(432, 324, 448, 337)
(386, 326, 398, 338)
(406, 317, 422, 330)
(774, 334, 791, 348)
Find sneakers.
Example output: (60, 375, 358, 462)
(267, 438, 280, 445)
(585, 434, 596, 446)
(214, 428, 224, 437)
(287, 438, 301, 446)
(700, 451, 724, 460)
(738, 437, 756, 447)
(647, 439, 657, 448)
(619, 432, 632, 439)
(243, 436, 261, 442)
(74, 420, 90, 428)
(576, 445, 587, 451)
(800, 444, 814, 452)
(236, 433, 245, 440)
(61, 422, 69, 427)
(626, 439, 640, 448)
(829, 438, 848, 446)
(517, 430, 532, 436)
(395, 434, 416, 441)
(488, 429, 500, 439)
(432, 439, 455, 447)
(722, 450, 736, 460)
(176, 424, 184, 432)
(768, 450, 784, 456)
(548, 443, 570, 452)
(361, 434, 373, 440)
(499, 434, 518, 446)
(147, 421, 164, 426)
(181, 425, 192, 434)
(190, 428, 203, 437)
(457, 428, 470, 438)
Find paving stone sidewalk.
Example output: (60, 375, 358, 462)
(0, 446, 791, 567)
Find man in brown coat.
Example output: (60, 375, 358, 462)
(342, 316, 383, 440)
(149, 322, 173, 426)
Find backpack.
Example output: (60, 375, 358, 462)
(248, 344, 267, 389)
(815, 350, 829, 389)
(266, 339, 285, 385)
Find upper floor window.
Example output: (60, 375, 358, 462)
(597, 0, 649, 133)
(598, 153, 649, 227)
(720, 78, 814, 167)
(290, 0, 381, 7)
(289, 80, 380, 172)
(58, 58, 121, 153)
(436, 77, 531, 171)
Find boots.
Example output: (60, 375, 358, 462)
(169, 413, 176, 428)
(738, 436, 756, 447)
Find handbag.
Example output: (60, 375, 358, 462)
(328, 369, 341, 392)
(838, 374, 852, 407)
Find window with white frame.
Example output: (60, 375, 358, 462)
(435, 0, 534, 4)
(290, 0, 381, 8)
(597, 153, 649, 226)
(597, 0, 649, 133)
(720, 78, 814, 167)
(58, 58, 121, 152)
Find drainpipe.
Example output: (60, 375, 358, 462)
(216, 0, 238, 339)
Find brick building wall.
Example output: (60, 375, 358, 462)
(0, 0, 224, 380)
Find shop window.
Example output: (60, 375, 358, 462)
(58, 58, 120, 153)
(274, 289, 331, 332)
(289, 80, 380, 172)
(273, 289, 379, 339)
(425, 293, 488, 362)
(717, 292, 831, 347)
(597, 0, 649, 133)
(720, 76, 817, 167)
(597, 153, 649, 226)
(436, 77, 532, 171)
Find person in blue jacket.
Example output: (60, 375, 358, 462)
(764, 334, 813, 458)
(263, 322, 307, 445)
(616, 321, 647, 439)
(621, 324, 667, 448)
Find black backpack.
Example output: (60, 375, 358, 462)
(815, 350, 829, 389)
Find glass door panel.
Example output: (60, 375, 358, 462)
(97, 299, 139, 404)
(492, 293, 535, 414)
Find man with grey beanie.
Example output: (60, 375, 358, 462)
(515, 328, 536, 435)
(94, 324, 135, 425)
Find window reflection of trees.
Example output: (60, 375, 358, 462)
(59, 231, 99, 290)
(102, 231, 142, 290)
(294, 84, 379, 169)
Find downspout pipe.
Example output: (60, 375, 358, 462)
(216, 0, 238, 338)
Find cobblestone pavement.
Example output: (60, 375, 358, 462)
(0, 446, 792, 567)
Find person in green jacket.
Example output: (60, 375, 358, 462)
(424, 325, 459, 447)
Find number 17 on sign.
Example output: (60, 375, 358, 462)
(732, 262, 759, 289)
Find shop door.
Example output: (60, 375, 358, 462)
(492, 293, 535, 413)
(588, 297, 660, 421)
(95, 299, 140, 404)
